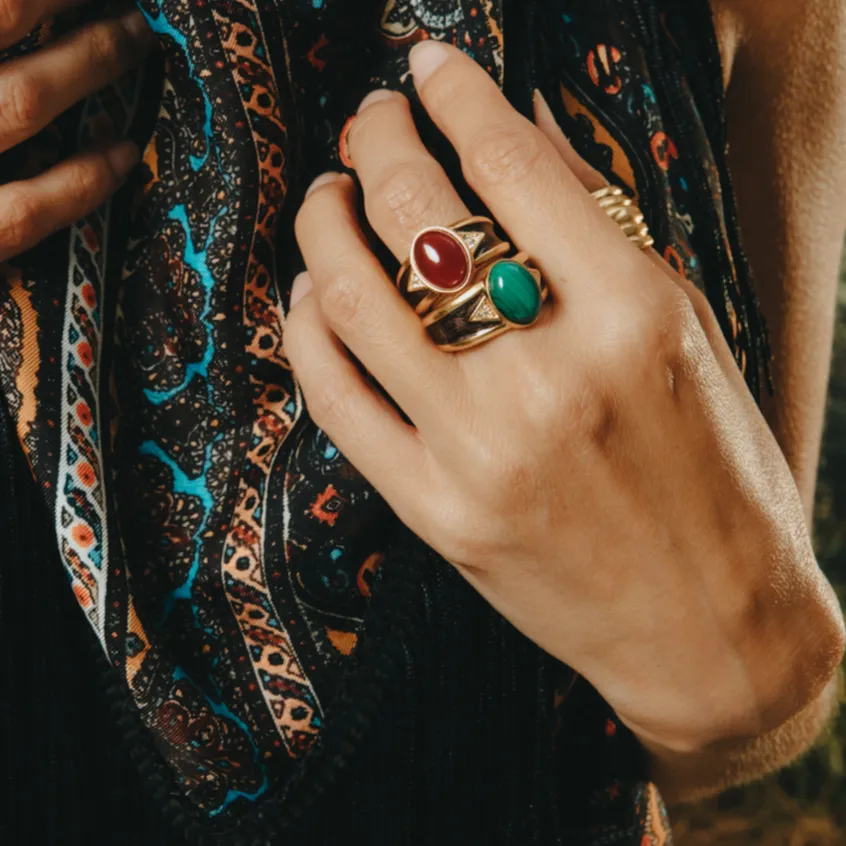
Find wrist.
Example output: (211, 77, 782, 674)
(728, 543, 845, 741)
(636, 675, 842, 806)
(585, 536, 844, 756)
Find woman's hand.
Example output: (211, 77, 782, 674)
(287, 42, 844, 773)
(0, 1, 154, 263)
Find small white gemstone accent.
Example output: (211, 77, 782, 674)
(468, 296, 499, 324)
(459, 230, 485, 255)
(407, 270, 428, 292)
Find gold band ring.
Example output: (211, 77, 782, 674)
(591, 185, 655, 251)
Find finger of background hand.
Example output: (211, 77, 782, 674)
(410, 41, 648, 295)
(285, 279, 432, 514)
(0, 139, 138, 262)
(0, 0, 88, 50)
(0, 7, 154, 153)
(296, 173, 459, 431)
(349, 89, 470, 260)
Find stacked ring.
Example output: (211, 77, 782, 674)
(397, 191, 653, 353)
(396, 218, 548, 351)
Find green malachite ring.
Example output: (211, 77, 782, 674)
(415, 249, 549, 352)
(487, 259, 544, 326)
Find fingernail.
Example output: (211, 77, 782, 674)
(305, 171, 342, 198)
(357, 89, 395, 114)
(120, 9, 156, 48)
(409, 41, 451, 86)
(290, 272, 313, 308)
(105, 139, 140, 179)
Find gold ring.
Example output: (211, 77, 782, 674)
(591, 185, 655, 251)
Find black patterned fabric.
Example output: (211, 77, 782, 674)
(0, 1, 766, 843)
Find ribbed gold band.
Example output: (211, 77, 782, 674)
(590, 185, 655, 251)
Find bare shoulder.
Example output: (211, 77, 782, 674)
(709, 0, 845, 88)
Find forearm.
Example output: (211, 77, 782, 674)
(723, 0, 846, 521)
(628, 542, 844, 802)
(646, 675, 840, 806)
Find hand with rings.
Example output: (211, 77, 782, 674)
(287, 41, 843, 772)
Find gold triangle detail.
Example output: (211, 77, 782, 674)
(407, 271, 428, 292)
(459, 230, 485, 255)
(469, 297, 499, 324)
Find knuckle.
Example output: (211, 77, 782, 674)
(87, 22, 129, 71)
(319, 270, 366, 327)
(0, 187, 36, 256)
(518, 366, 564, 431)
(0, 73, 43, 136)
(649, 288, 702, 369)
(685, 284, 719, 337)
(307, 377, 354, 432)
(0, 0, 24, 39)
(616, 287, 706, 400)
(586, 297, 644, 375)
(366, 161, 440, 233)
(465, 122, 545, 189)
(432, 504, 485, 565)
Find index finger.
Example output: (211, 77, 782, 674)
(0, 0, 88, 51)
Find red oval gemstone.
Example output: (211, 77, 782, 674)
(413, 230, 469, 291)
